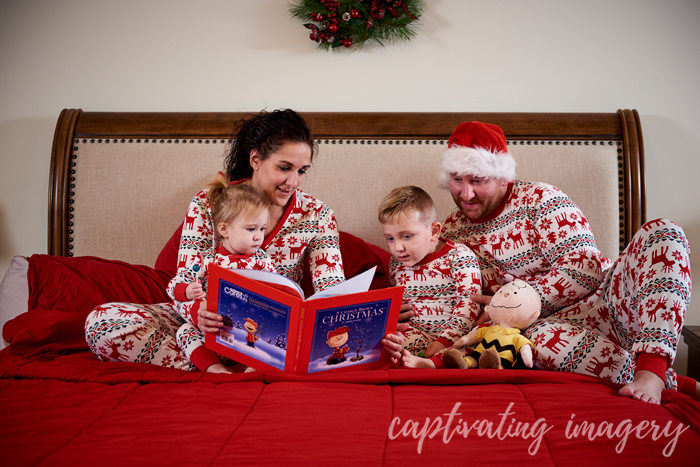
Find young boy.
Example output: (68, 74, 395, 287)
(378, 186, 482, 368)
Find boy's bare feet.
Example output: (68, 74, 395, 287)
(618, 370, 664, 404)
(401, 350, 436, 369)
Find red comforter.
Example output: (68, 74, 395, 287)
(1, 255, 698, 466)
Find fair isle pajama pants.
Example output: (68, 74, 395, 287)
(85, 302, 196, 371)
(524, 219, 691, 389)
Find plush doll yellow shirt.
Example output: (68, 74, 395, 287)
(444, 279, 541, 370)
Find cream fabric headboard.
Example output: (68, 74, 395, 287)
(50, 111, 645, 268)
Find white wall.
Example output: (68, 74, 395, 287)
(1, 0, 699, 373)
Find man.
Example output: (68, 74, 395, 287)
(383, 121, 696, 404)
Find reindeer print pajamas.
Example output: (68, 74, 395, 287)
(442, 181, 691, 389)
(168, 246, 275, 371)
(390, 240, 482, 356)
(85, 183, 345, 370)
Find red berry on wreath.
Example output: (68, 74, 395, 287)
(328, 23, 338, 33)
(351, 9, 360, 19)
(314, 13, 324, 21)
(310, 32, 319, 41)
(343, 38, 353, 48)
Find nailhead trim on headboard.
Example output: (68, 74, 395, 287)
(65, 137, 626, 256)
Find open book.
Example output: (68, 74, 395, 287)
(205, 264, 403, 374)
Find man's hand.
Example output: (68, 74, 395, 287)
(471, 293, 492, 325)
(196, 300, 223, 333)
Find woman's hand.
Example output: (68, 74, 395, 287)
(186, 280, 206, 301)
(196, 300, 223, 333)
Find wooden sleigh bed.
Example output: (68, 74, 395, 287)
(1, 110, 698, 466)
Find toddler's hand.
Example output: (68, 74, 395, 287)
(186, 280, 205, 301)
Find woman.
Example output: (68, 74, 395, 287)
(85, 109, 346, 371)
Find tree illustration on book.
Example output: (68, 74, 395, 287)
(350, 326, 372, 362)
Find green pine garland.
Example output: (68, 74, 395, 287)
(289, 0, 425, 51)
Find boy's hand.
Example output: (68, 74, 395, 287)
(382, 326, 408, 364)
(398, 302, 414, 323)
(186, 280, 206, 301)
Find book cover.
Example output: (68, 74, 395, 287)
(205, 264, 403, 374)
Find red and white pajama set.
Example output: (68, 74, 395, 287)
(390, 240, 482, 367)
(168, 247, 275, 371)
(85, 183, 345, 371)
(442, 180, 694, 393)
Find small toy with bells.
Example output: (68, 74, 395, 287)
(443, 279, 541, 370)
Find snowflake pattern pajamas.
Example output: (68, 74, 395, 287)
(85, 183, 345, 370)
(169, 246, 274, 371)
(442, 181, 691, 389)
(390, 240, 482, 355)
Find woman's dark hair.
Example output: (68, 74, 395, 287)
(223, 109, 316, 181)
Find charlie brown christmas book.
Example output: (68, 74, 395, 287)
(205, 264, 403, 374)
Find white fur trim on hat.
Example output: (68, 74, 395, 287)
(438, 145, 516, 188)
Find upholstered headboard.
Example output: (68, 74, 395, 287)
(49, 110, 645, 267)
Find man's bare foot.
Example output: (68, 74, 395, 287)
(244, 366, 257, 373)
(619, 370, 665, 404)
(206, 363, 233, 374)
(401, 350, 436, 369)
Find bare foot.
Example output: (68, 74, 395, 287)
(206, 363, 233, 374)
(401, 350, 436, 369)
(244, 366, 257, 373)
(619, 370, 664, 404)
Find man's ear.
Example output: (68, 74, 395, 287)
(430, 222, 442, 241)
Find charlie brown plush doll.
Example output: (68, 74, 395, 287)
(443, 279, 541, 370)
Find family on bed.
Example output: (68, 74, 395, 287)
(84, 108, 697, 405)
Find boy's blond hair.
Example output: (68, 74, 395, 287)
(206, 173, 270, 245)
(378, 185, 438, 227)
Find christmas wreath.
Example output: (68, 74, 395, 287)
(289, 0, 425, 50)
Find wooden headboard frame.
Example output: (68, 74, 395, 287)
(49, 109, 645, 257)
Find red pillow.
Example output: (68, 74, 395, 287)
(155, 222, 184, 277)
(26, 254, 171, 316)
(2, 255, 171, 354)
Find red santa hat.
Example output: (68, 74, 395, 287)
(439, 121, 516, 187)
